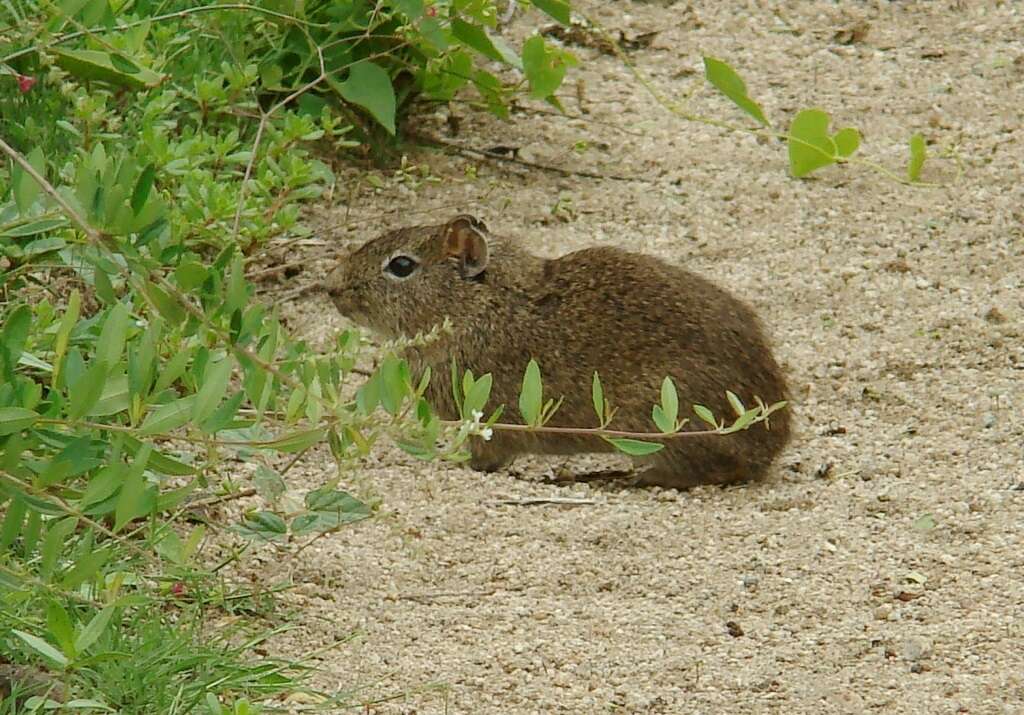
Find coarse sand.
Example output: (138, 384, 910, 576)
(226, 2, 1023, 712)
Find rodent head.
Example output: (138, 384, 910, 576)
(326, 214, 496, 338)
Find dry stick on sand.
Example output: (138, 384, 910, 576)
(484, 497, 599, 506)
(407, 130, 648, 184)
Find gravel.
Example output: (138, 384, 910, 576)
(237, 2, 1024, 712)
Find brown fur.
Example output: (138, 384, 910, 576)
(326, 216, 791, 488)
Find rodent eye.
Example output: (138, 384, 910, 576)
(384, 254, 418, 279)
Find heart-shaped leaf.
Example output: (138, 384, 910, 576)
(833, 127, 861, 157)
(788, 109, 836, 177)
(337, 61, 396, 135)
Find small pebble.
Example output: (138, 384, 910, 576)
(902, 637, 933, 662)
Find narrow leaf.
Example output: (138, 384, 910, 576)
(131, 164, 156, 215)
(703, 57, 770, 127)
(192, 357, 231, 423)
(12, 146, 46, 214)
(591, 372, 604, 423)
(660, 376, 679, 427)
(12, 629, 69, 667)
(518, 359, 543, 427)
(95, 302, 131, 370)
(651, 405, 673, 434)
(138, 395, 196, 436)
(262, 428, 325, 453)
(726, 390, 746, 417)
(693, 404, 718, 428)
(0, 407, 39, 436)
(604, 437, 665, 456)
(908, 133, 926, 182)
(74, 606, 115, 654)
(463, 373, 492, 417)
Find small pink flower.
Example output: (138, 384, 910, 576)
(425, 6, 437, 17)
(17, 75, 36, 93)
(170, 581, 187, 597)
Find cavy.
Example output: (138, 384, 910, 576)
(326, 215, 790, 488)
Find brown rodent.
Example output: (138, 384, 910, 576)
(326, 214, 791, 488)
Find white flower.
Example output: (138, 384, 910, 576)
(480, 427, 493, 441)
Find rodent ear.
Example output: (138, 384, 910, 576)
(442, 215, 489, 279)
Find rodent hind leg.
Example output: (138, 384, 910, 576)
(631, 445, 748, 489)
(468, 439, 516, 473)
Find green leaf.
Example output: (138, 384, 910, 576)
(192, 357, 231, 423)
(720, 403, 761, 432)
(254, 465, 286, 503)
(833, 127, 861, 158)
(651, 405, 673, 434)
(12, 146, 46, 214)
(131, 163, 156, 215)
(46, 601, 76, 657)
(234, 511, 288, 543)
(530, 0, 571, 24)
(52, 48, 162, 89)
(693, 404, 718, 428)
(293, 487, 372, 533)
(173, 261, 207, 291)
(2, 303, 31, 376)
(88, 371, 130, 417)
(338, 61, 396, 135)
(80, 464, 127, 511)
(0, 497, 26, 550)
(518, 359, 543, 427)
(591, 372, 604, 423)
(143, 282, 184, 325)
(200, 390, 245, 434)
(40, 517, 77, 579)
(378, 356, 408, 415)
(67, 359, 107, 421)
(604, 437, 665, 456)
(153, 349, 189, 395)
(726, 390, 745, 417)
(94, 265, 115, 304)
(390, 0, 423, 18)
(53, 290, 80, 384)
(138, 395, 196, 436)
(522, 35, 568, 99)
(463, 373, 492, 417)
(0, 407, 39, 436)
(660, 377, 679, 427)
(908, 133, 926, 182)
(262, 428, 325, 453)
(451, 18, 505, 64)
(1, 217, 69, 238)
(703, 57, 770, 127)
(225, 252, 247, 314)
(912, 513, 936, 531)
(74, 606, 115, 654)
(95, 302, 131, 370)
(12, 629, 69, 667)
(114, 444, 151, 532)
(788, 108, 837, 177)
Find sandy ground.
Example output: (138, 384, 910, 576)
(243, 1, 1023, 712)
